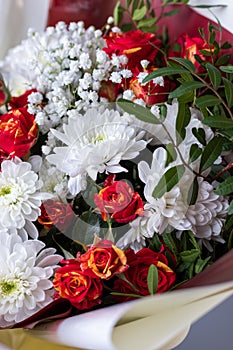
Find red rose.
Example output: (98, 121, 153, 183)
(113, 248, 176, 301)
(129, 70, 172, 106)
(0, 108, 38, 158)
(53, 259, 103, 310)
(170, 34, 221, 72)
(80, 239, 128, 279)
(99, 80, 122, 102)
(9, 89, 37, 109)
(38, 199, 75, 231)
(94, 176, 144, 224)
(103, 30, 161, 69)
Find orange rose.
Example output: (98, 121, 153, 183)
(80, 239, 128, 279)
(94, 175, 144, 224)
(38, 199, 75, 231)
(103, 30, 161, 69)
(0, 108, 38, 158)
(53, 259, 103, 310)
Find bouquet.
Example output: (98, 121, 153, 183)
(0, 0, 233, 348)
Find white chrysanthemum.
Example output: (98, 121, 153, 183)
(0, 232, 62, 328)
(47, 108, 147, 196)
(185, 178, 229, 251)
(117, 148, 191, 251)
(39, 159, 70, 202)
(139, 148, 190, 231)
(125, 99, 213, 154)
(0, 159, 51, 239)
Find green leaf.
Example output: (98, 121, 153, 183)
(199, 136, 224, 172)
(214, 176, 233, 195)
(163, 9, 180, 17)
(223, 77, 233, 108)
(187, 176, 199, 205)
(215, 54, 231, 66)
(132, 0, 140, 13)
(147, 264, 159, 295)
(218, 129, 233, 141)
(166, 143, 177, 166)
(121, 23, 133, 32)
(206, 63, 222, 89)
(113, 1, 124, 25)
(228, 200, 233, 215)
(175, 102, 191, 143)
(162, 232, 178, 256)
(203, 115, 233, 129)
(127, 0, 133, 6)
(192, 127, 206, 146)
(169, 81, 205, 99)
(194, 257, 211, 274)
(189, 144, 202, 163)
(137, 18, 157, 28)
(152, 165, 185, 198)
(195, 95, 221, 108)
(148, 234, 162, 251)
(225, 214, 233, 230)
(132, 6, 147, 20)
(220, 65, 233, 74)
(142, 67, 189, 83)
(180, 249, 200, 263)
(117, 99, 161, 124)
(169, 57, 196, 72)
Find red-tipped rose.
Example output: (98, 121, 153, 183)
(53, 259, 103, 310)
(103, 30, 161, 69)
(0, 108, 38, 159)
(94, 176, 144, 224)
(113, 248, 176, 301)
(80, 239, 128, 279)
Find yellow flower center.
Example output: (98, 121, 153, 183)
(0, 186, 11, 196)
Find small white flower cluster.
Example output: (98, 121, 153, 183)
(0, 22, 133, 133)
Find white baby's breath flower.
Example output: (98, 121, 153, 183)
(153, 76, 164, 86)
(123, 89, 135, 101)
(47, 107, 147, 196)
(0, 231, 62, 328)
(140, 59, 150, 69)
(137, 72, 149, 85)
(0, 159, 51, 239)
(110, 72, 122, 83)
